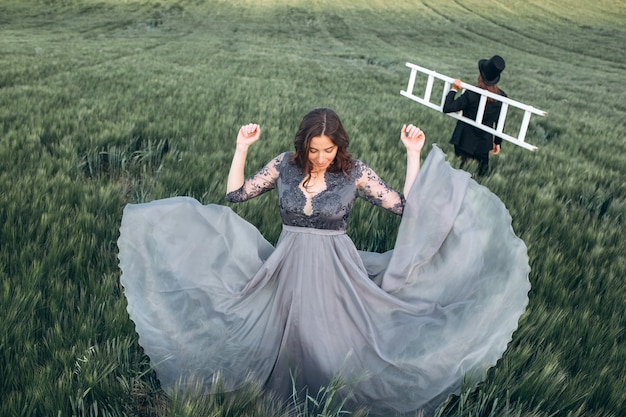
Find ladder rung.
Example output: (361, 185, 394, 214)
(496, 103, 508, 133)
(476, 95, 487, 125)
(424, 74, 435, 103)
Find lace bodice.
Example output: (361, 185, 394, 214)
(225, 153, 404, 230)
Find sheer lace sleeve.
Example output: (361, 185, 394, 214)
(354, 160, 405, 215)
(225, 153, 284, 203)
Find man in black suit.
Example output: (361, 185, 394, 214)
(443, 55, 507, 176)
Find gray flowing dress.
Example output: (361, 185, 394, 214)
(118, 145, 530, 416)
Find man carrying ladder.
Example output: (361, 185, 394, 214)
(401, 55, 546, 174)
(443, 55, 507, 176)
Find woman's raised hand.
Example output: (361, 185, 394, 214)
(236, 123, 261, 150)
(400, 124, 426, 154)
(228, 123, 260, 192)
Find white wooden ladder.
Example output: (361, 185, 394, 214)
(400, 62, 547, 151)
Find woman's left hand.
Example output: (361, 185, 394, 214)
(401, 124, 426, 154)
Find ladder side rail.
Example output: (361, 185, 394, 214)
(453, 81, 546, 117)
(402, 91, 537, 149)
(400, 90, 443, 113)
(446, 111, 537, 151)
(404, 62, 547, 117)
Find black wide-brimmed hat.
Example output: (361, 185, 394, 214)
(478, 55, 505, 85)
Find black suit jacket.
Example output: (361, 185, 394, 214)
(443, 89, 507, 155)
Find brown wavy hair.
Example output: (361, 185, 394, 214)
(478, 75, 502, 103)
(290, 108, 353, 178)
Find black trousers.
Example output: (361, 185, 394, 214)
(454, 145, 489, 176)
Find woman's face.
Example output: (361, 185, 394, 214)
(308, 135, 337, 173)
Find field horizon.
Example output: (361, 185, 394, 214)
(1, 0, 624, 416)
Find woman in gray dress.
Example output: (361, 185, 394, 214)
(227, 107, 424, 215)
(118, 108, 530, 416)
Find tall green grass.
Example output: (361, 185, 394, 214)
(1, 0, 624, 416)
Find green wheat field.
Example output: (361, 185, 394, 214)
(1, 0, 624, 415)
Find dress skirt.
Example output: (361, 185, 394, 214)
(117, 145, 530, 415)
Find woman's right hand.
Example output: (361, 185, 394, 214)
(236, 123, 261, 150)
(400, 124, 426, 154)
(228, 123, 260, 193)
